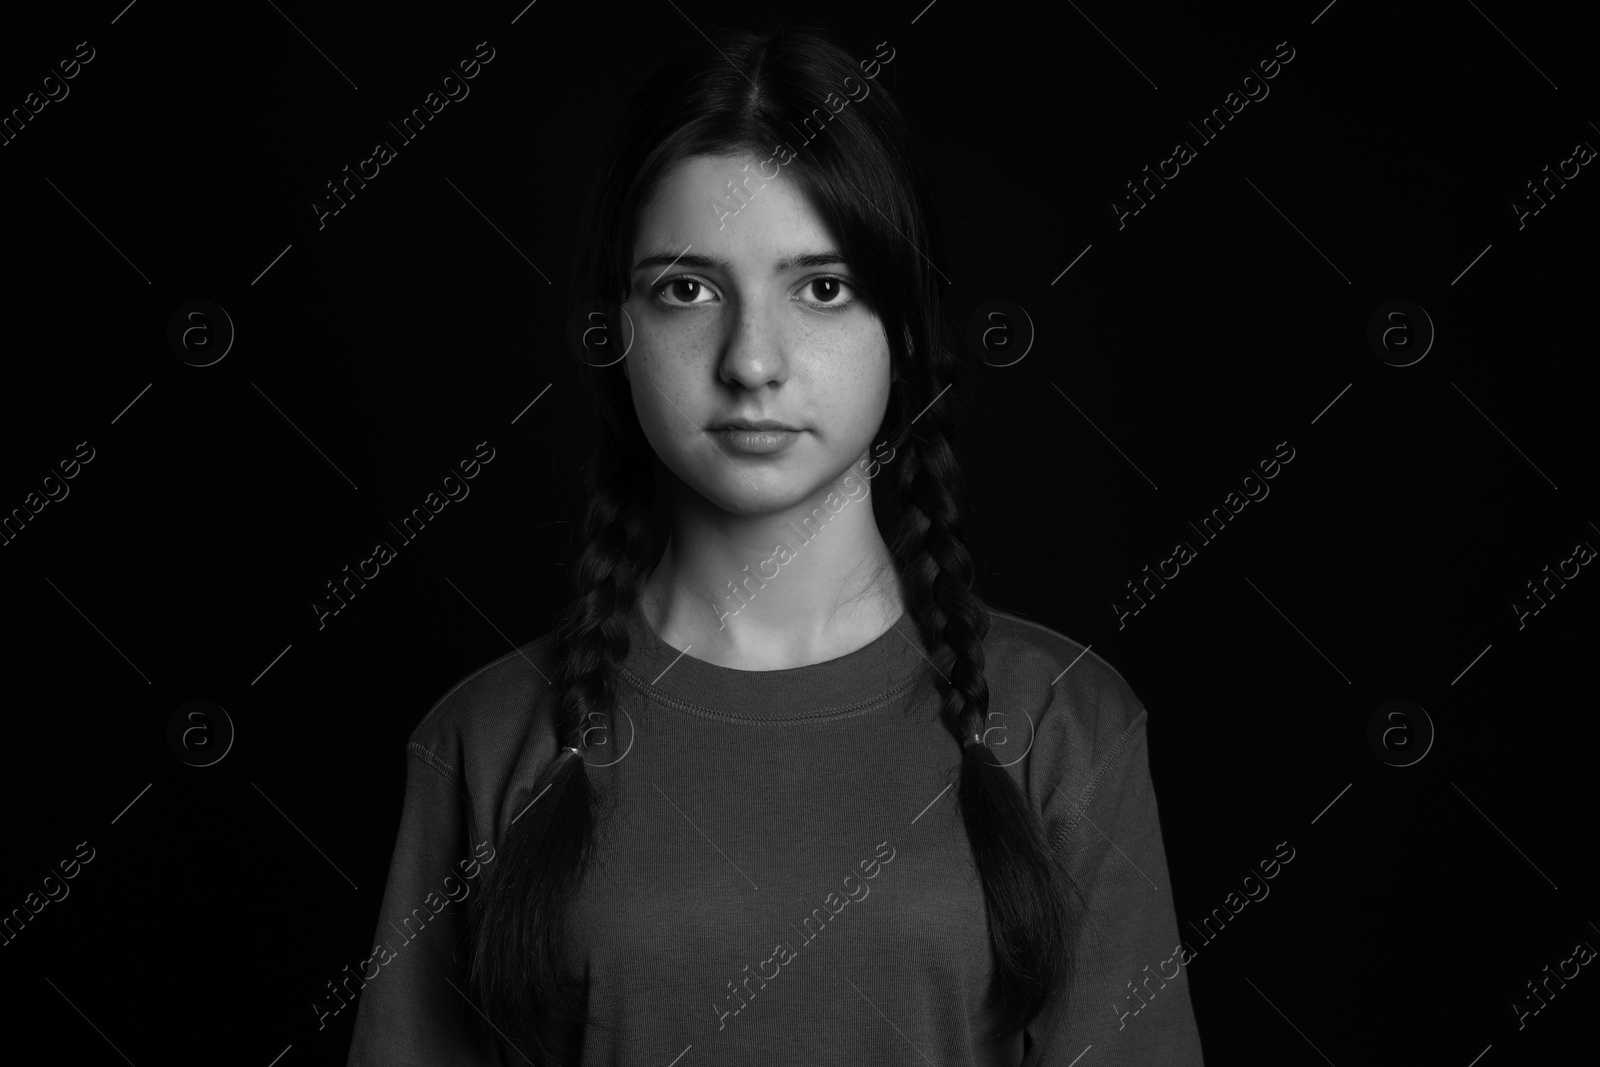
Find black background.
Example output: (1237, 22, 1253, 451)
(1, 1, 1595, 1065)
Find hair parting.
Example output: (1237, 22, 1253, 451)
(465, 24, 1080, 1060)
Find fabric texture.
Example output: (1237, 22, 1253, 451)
(344, 597, 1204, 1066)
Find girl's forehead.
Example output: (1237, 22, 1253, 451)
(635, 155, 834, 263)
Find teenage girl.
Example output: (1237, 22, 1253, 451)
(346, 24, 1203, 1067)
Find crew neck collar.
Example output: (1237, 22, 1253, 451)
(616, 596, 933, 724)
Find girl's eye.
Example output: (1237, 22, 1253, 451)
(655, 278, 715, 306)
(805, 277, 850, 305)
(650, 275, 858, 310)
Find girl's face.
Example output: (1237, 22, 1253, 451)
(621, 153, 892, 515)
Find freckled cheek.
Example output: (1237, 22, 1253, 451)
(823, 327, 891, 403)
(631, 337, 709, 444)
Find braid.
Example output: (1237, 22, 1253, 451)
(888, 414, 1076, 1040)
(466, 440, 654, 1064)
(458, 20, 1080, 1057)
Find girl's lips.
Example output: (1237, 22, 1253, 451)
(715, 428, 800, 454)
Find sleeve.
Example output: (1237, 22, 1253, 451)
(345, 744, 513, 1067)
(1021, 711, 1205, 1066)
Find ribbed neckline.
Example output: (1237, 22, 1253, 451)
(616, 595, 933, 724)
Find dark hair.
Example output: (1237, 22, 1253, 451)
(466, 24, 1078, 1061)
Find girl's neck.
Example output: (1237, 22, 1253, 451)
(638, 486, 906, 672)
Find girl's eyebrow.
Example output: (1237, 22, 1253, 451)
(630, 250, 848, 275)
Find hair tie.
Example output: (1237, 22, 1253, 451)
(963, 733, 983, 750)
(563, 745, 582, 758)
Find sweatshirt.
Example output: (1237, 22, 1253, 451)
(342, 596, 1205, 1066)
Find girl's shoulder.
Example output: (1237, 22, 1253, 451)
(981, 603, 1149, 748)
(404, 628, 564, 782)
